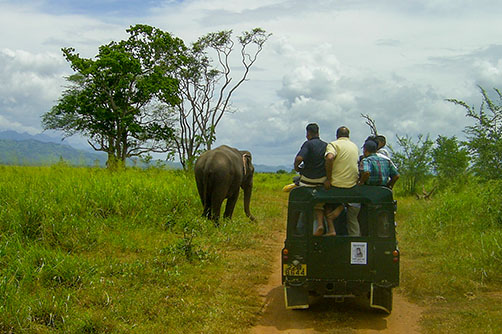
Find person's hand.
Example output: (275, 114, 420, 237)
(323, 179, 331, 190)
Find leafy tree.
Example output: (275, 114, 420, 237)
(172, 28, 271, 169)
(42, 25, 185, 168)
(390, 134, 433, 194)
(447, 87, 502, 179)
(431, 135, 470, 183)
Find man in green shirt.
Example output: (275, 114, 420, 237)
(358, 140, 400, 188)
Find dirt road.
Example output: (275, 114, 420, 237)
(250, 233, 424, 334)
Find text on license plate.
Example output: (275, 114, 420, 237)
(283, 264, 307, 276)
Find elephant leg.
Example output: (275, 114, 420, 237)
(210, 192, 225, 225)
(201, 183, 211, 218)
(202, 203, 211, 219)
(200, 191, 212, 219)
(223, 191, 239, 219)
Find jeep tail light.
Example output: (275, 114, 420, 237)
(283, 248, 289, 260)
(393, 249, 399, 263)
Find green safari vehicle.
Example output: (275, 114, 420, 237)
(281, 185, 399, 313)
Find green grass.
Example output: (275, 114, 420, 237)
(4, 164, 502, 333)
(0, 164, 292, 333)
(397, 179, 502, 333)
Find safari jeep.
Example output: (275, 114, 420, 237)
(281, 185, 399, 313)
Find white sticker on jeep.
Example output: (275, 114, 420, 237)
(351, 242, 367, 265)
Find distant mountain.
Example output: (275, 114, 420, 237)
(0, 138, 184, 168)
(254, 164, 292, 173)
(0, 130, 290, 171)
(0, 139, 106, 166)
(0, 130, 69, 145)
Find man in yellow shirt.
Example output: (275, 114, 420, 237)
(323, 126, 361, 236)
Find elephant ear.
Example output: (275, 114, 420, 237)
(241, 152, 253, 176)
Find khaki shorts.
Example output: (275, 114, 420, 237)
(298, 176, 327, 211)
(314, 203, 324, 210)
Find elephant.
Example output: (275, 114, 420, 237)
(194, 145, 255, 224)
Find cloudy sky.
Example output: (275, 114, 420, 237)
(1, 0, 502, 166)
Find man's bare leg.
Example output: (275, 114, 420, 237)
(324, 205, 344, 236)
(313, 208, 325, 236)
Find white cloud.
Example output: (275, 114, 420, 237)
(0, 114, 40, 135)
(1, 0, 502, 165)
(0, 2, 126, 55)
(474, 57, 502, 87)
(0, 49, 68, 130)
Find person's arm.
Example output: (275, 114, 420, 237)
(358, 156, 370, 185)
(386, 160, 399, 189)
(324, 153, 334, 189)
(294, 155, 303, 172)
(387, 174, 399, 189)
(358, 171, 370, 185)
(295, 141, 309, 173)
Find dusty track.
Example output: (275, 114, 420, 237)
(250, 232, 424, 334)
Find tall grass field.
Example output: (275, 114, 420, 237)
(1, 165, 501, 333)
(0, 165, 290, 333)
(397, 180, 502, 333)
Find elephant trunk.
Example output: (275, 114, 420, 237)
(243, 184, 255, 221)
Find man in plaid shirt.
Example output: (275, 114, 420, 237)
(358, 140, 400, 189)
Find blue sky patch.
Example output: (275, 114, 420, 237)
(31, 0, 173, 17)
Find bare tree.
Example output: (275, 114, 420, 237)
(361, 113, 378, 135)
(172, 28, 271, 169)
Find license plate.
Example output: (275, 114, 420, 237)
(283, 264, 307, 276)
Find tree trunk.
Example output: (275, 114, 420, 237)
(106, 153, 125, 170)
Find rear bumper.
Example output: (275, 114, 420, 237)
(284, 278, 398, 297)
